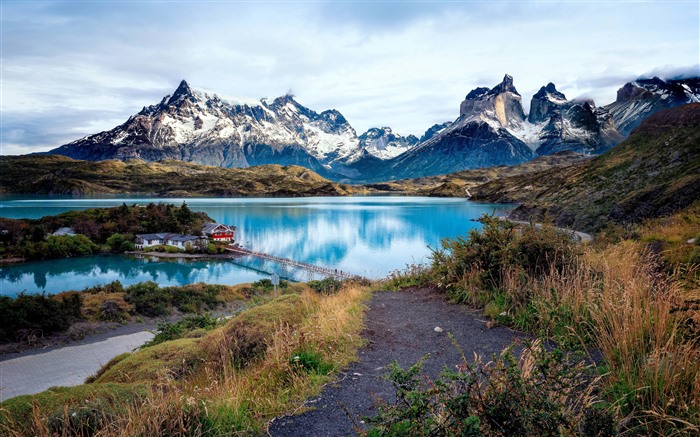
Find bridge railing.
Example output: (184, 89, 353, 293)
(225, 246, 364, 281)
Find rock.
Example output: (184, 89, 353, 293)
(687, 238, 697, 244)
(434, 326, 444, 333)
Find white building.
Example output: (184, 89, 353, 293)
(135, 233, 207, 250)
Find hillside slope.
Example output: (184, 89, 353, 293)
(365, 151, 590, 196)
(0, 156, 358, 197)
(472, 103, 700, 231)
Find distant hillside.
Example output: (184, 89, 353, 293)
(0, 156, 359, 197)
(472, 104, 700, 231)
(366, 151, 590, 196)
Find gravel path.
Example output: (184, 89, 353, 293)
(269, 287, 525, 436)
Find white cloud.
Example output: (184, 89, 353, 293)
(1, 0, 698, 153)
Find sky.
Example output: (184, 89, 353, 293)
(1, 0, 698, 155)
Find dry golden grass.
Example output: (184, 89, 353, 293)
(514, 241, 700, 434)
(1, 284, 371, 436)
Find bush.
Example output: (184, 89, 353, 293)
(19, 234, 99, 260)
(433, 215, 576, 295)
(381, 263, 433, 291)
(289, 349, 333, 375)
(307, 277, 343, 294)
(106, 233, 135, 252)
(124, 281, 170, 317)
(124, 282, 224, 318)
(0, 292, 83, 342)
(147, 245, 184, 253)
(142, 314, 221, 348)
(367, 340, 611, 436)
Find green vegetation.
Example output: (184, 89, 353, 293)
(141, 314, 221, 348)
(307, 277, 343, 294)
(368, 341, 612, 436)
(1, 283, 370, 436)
(379, 210, 700, 434)
(0, 384, 148, 433)
(0, 292, 82, 342)
(0, 202, 211, 261)
(0, 281, 246, 343)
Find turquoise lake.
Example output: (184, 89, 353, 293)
(0, 196, 513, 296)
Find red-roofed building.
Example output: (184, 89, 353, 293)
(202, 223, 236, 242)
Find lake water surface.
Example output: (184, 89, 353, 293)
(0, 196, 513, 296)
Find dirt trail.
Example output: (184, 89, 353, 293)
(269, 287, 525, 436)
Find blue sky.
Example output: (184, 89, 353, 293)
(2, 0, 698, 155)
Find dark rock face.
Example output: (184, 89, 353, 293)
(419, 122, 453, 143)
(528, 83, 567, 124)
(524, 83, 624, 155)
(459, 74, 527, 129)
(605, 77, 700, 136)
(367, 121, 535, 182)
(362, 75, 534, 181)
(536, 101, 623, 155)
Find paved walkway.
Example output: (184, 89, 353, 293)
(0, 331, 153, 401)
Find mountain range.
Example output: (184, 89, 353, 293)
(472, 103, 700, 231)
(45, 75, 700, 182)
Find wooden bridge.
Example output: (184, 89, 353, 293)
(225, 246, 364, 281)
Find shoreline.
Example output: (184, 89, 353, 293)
(129, 251, 238, 260)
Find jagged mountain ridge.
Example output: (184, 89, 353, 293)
(48, 80, 423, 179)
(471, 103, 700, 232)
(604, 77, 700, 136)
(46, 75, 700, 182)
(357, 127, 419, 160)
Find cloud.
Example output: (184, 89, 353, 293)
(640, 64, 700, 80)
(1, 0, 698, 154)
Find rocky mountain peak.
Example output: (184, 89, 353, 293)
(492, 74, 519, 95)
(606, 76, 700, 135)
(357, 126, 419, 160)
(167, 79, 194, 105)
(529, 83, 568, 123)
(460, 74, 526, 128)
(533, 83, 566, 101)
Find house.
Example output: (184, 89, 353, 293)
(135, 233, 207, 250)
(167, 234, 208, 250)
(135, 233, 169, 249)
(201, 223, 236, 242)
(52, 227, 76, 236)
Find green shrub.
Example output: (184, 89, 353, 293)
(142, 314, 221, 348)
(367, 340, 610, 436)
(251, 278, 290, 293)
(106, 233, 135, 252)
(381, 263, 433, 291)
(123, 282, 223, 317)
(307, 277, 343, 294)
(124, 281, 170, 317)
(0, 292, 82, 342)
(83, 281, 125, 295)
(289, 349, 333, 375)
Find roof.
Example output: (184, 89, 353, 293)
(202, 223, 236, 233)
(52, 227, 76, 236)
(168, 235, 205, 242)
(136, 233, 171, 240)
